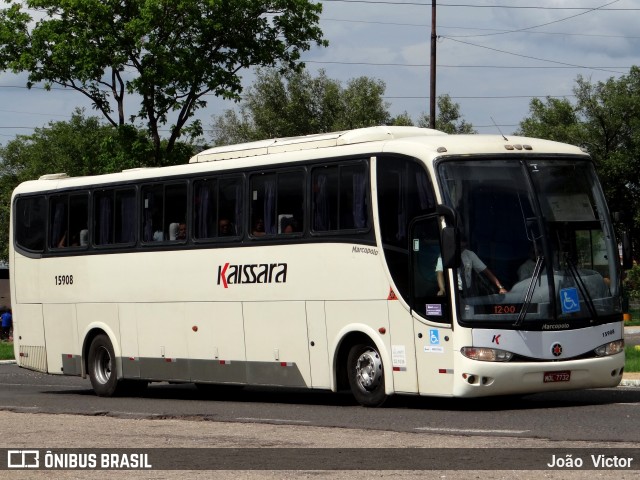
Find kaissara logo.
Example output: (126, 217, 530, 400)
(217, 262, 288, 288)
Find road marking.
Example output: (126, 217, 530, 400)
(0, 383, 87, 389)
(415, 427, 529, 434)
(0, 405, 39, 410)
(236, 417, 311, 424)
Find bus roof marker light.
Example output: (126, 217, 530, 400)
(437, 147, 447, 153)
(504, 145, 515, 151)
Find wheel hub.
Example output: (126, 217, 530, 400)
(355, 349, 382, 392)
(93, 346, 112, 385)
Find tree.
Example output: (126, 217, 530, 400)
(517, 67, 640, 259)
(515, 97, 581, 144)
(389, 112, 414, 126)
(417, 95, 476, 134)
(211, 68, 390, 145)
(0, 110, 194, 260)
(0, 0, 326, 164)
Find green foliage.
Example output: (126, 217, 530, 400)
(417, 95, 476, 134)
(211, 68, 390, 145)
(517, 67, 640, 258)
(0, 342, 13, 361)
(516, 97, 581, 144)
(624, 264, 640, 300)
(211, 70, 475, 145)
(0, 111, 195, 261)
(389, 112, 415, 126)
(0, 0, 327, 164)
(333, 76, 390, 130)
(625, 345, 640, 372)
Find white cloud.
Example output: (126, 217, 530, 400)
(1, 0, 640, 144)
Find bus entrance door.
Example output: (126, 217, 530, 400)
(412, 316, 454, 395)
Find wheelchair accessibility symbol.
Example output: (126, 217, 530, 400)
(560, 287, 580, 314)
(429, 329, 440, 345)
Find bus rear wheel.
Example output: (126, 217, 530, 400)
(88, 334, 121, 397)
(347, 343, 387, 407)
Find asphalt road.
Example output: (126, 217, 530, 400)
(1, 363, 639, 443)
(1, 363, 639, 479)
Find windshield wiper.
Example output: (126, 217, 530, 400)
(514, 255, 545, 327)
(564, 255, 598, 319)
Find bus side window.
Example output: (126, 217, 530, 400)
(50, 197, 68, 248)
(95, 188, 136, 246)
(251, 170, 304, 237)
(277, 170, 304, 235)
(193, 175, 243, 240)
(142, 182, 188, 244)
(219, 176, 243, 238)
(164, 183, 187, 242)
(142, 185, 164, 242)
(251, 173, 276, 236)
(49, 193, 88, 249)
(15, 196, 46, 252)
(311, 160, 369, 233)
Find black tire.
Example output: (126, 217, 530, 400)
(87, 334, 122, 397)
(347, 343, 387, 407)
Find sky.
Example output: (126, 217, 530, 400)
(1, 0, 640, 145)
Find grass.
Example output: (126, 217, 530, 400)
(625, 345, 640, 372)
(0, 342, 14, 361)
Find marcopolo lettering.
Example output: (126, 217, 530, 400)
(217, 262, 288, 288)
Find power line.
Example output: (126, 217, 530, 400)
(444, 0, 623, 38)
(384, 95, 575, 99)
(324, 18, 640, 40)
(303, 60, 632, 70)
(322, 0, 638, 9)
(439, 36, 627, 75)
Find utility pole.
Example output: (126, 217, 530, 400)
(429, 0, 436, 129)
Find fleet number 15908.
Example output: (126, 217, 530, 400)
(54, 275, 74, 286)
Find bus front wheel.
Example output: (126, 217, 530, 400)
(347, 343, 387, 407)
(88, 334, 121, 397)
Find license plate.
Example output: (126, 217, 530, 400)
(543, 370, 571, 383)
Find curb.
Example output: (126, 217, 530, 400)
(0, 360, 16, 365)
(619, 378, 640, 387)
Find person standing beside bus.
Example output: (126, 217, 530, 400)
(1, 309, 11, 341)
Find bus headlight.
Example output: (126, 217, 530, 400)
(461, 347, 513, 362)
(594, 339, 624, 357)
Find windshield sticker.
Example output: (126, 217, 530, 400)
(426, 304, 443, 316)
(560, 287, 580, 314)
(547, 194, 595, 221)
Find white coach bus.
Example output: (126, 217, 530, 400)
(9, 126, 626, 406)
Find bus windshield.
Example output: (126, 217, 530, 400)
(438, 157, 622, 327)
